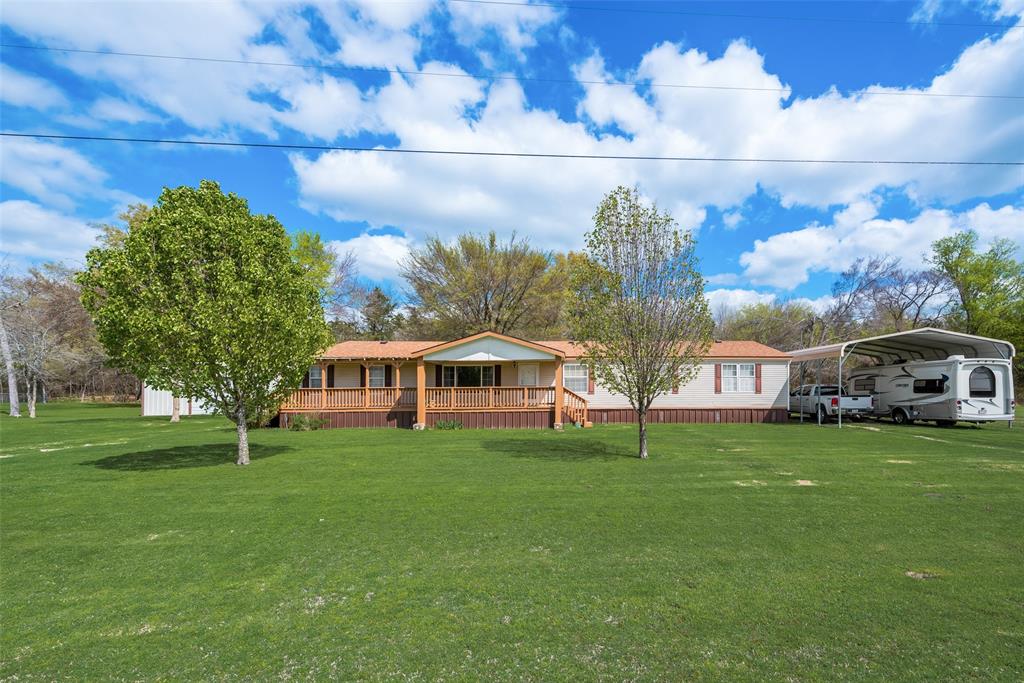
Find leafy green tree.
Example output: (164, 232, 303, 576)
(930, 231, 1023, 384)
(78, 181, 332, 465)
(400, 231, 567, 339)
(569, 186, 713, 459)
(361, 287, 402, 340)
(717, 300, 816, 352)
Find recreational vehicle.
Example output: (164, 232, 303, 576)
(847, 356, 1015, 426)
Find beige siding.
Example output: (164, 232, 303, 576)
(583, 360, 789, 409)
(330, 362, 361, 388)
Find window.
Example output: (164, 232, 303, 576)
(853, 378, 875, 393)
(307, 365, 322, 389)
(722, 363, 755, 392)
(969, 366, 996, 398)
(368, 365, 386, 388)
(913, 378, 945, 394)
(442, 365, 495, 387)
(564, 363, 589, 393)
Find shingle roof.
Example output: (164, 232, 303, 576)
(321, 337, 789, 360)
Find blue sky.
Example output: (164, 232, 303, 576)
(1, 0, 1022, 313)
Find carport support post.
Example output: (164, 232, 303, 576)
(816, 359, 823, 426)
(837, 352, 844, 429)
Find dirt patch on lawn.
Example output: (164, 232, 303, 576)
(886, 459, 914, 464)
(734, 480, 767, 487)
(905, 570, 940, 580)
(793, 480, 817, 486)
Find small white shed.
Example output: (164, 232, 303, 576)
(141, 383, 217, 417)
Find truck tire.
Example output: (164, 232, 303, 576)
(817, 405, 830, 423)
(892, 408, 913, 425)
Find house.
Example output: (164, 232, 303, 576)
(278, 331, 791, 429)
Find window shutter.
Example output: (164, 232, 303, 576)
(714, 364, 722, 394)
(494, 365, 501, 386)
(385, 365, 393, 387)
(587, 373, 595, 394)
(435, 365, 443, 387)
(359, 365, 366, 388)
(755, 363, 762, 394)
(302, 371, 310, 389)
(326, 365, 335, 388)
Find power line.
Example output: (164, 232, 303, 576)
(2, 43, 1019, 101)
(4, 132, 1021, 166)
(449, 0, 1023, 30)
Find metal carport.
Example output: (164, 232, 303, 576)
(788, 327, 1016, 427)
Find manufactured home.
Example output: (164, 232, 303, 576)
(277, 331, 791, 429)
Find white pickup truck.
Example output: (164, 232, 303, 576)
(791, 384, 874, 421)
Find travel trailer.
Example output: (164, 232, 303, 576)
(847, 356, 1015, 425)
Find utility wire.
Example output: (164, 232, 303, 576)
(2, 43, 1019, 101)
(449, 0, 1023, 30)
(4, 132, 1020, 166)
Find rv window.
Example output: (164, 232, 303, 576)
(853, 378, 875, 392)
(913, 379, 945, 394)
(969, 367, 996, 398)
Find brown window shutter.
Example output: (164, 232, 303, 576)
(435, 365, 443, 387)
(302, 371, 310, 389)
(326, 365, 335, 388)
(494, 365, 501, 386)
(714, 364, 722, 394)
(587, 374, 595, 394)
(359, 365, 367, 388)
(385, 365, 393, 387)
(755, 363, 762, 394)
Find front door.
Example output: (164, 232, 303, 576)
(518, 363, 538, 386)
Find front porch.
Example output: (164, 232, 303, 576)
(278, 333, 590, 429)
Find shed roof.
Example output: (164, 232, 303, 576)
(788, 327, 1015, 364)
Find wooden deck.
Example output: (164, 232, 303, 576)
(280, 386, 590, 426)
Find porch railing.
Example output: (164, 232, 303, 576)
(424, 386, 555, 410)
(281, 387, 416, 411)
(563, 388, 589, 425)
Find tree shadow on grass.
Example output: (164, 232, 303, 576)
(83, 443, 293, 471)
(481, 437, 635, 461)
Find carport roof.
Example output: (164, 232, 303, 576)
(789, 327, 1015, 364)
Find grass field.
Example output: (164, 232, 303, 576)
(2, 403, 1022, 681)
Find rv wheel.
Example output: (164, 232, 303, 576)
(891, 408, 913, 425)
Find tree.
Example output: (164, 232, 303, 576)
(361, 287, 402, 340)
(717, 300, 816, 352)
(0, 265, 23, 416)
(930, 231, 1024, 385)
(292, 231, 362, 325)
(568, 186, 713, 459)
(78, 180, 333, 465)
(400, 231, 567, 339)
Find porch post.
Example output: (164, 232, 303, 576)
(415, 359, 426, 429)
(553, 358, 564, 430)
(394, 362, 401, 404)
(320, 362, 328, 409)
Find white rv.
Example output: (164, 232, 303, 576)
(847, 356, 1015, 426)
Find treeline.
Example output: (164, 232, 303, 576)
(717, 232, 1023, 385)
(2, 203, 1021, 412)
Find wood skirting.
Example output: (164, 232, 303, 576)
(589, 407, 788, 424)
(279, 407, 787, 428)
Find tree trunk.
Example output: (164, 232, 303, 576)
(638, 410, 648, 459)
(171, 396, 180, 423)
(235, 404, 250, 465)
(27, 377, 37, 419)
(0, 313, 19, 417)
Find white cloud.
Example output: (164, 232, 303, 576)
(274, 77, 374, 140)
(705, 272, 741, 286)
(722, 210, 743, 230)
(448, 0, 560, 56)
(706, 288, 776, 312)
(740, 200, 1024, 289)
(0, 64, 67, 109)
(88, 97, 159, 124)
(0, 200, 100, 263)
(0, 137, 108, 210)
(329, 231, 414, 282)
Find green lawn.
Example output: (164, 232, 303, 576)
(2, 403, 1022, 681)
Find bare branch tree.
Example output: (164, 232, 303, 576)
(569, 187, 713, 459)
